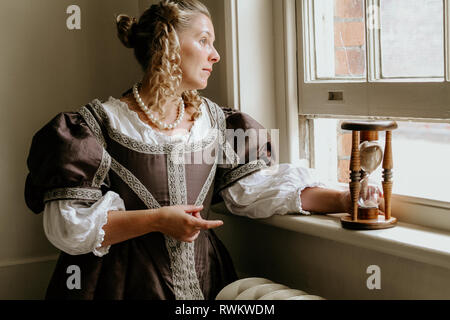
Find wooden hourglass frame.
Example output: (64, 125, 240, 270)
(340, 121, 398, 230)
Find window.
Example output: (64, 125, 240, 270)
(297, 0, 450, 215)
(306, 0, 445, 82)
(305, 0, 367, 81)
(375, 0, 444, 80)
(299, 0, 450, 119)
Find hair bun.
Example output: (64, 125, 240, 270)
(116, 14, 137, 49)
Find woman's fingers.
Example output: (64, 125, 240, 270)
(183, 205, 204, 213)
(181, 219, 222, 243)
(192, 211, 202, 219)
(190, 215, 223, 230)
(185, 230, 201, 243)
(185, 211, 223, 230)
(182, 218, 223, 243)
(183, 205, 223, 229)
(161, 205, 223, 243)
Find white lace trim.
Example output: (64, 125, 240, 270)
(92, 204, 110, 257)
(78, 106, 107, 148)
(164, 237, 204, 300)
(44, 188, 103, 203)
(195, 162, 217, 206)
(92, 149, 111, 188)
(88, 99, 219, 155)
(165, 142, 204, 300)
(296, 182, 328, 215)
(218, 159, 268, 191)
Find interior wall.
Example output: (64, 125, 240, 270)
(235, 0, 277, 129)
(0, 0, 142, 299)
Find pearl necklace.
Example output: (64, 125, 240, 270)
(133, 83, 185, 130)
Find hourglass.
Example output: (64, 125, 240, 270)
(340, 121, 398, 230)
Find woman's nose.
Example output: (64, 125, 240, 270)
(210, 47, 220, 64)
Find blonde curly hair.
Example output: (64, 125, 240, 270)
(116, 0, 211, 121)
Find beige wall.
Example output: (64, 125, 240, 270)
(235, 0, 277, 130)
(0, 0, 142, 299)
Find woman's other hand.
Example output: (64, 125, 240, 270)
(154, 205, 223, 243)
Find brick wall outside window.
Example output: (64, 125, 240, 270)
(334, 0, 365, 183)
(334, 0, 365, 77)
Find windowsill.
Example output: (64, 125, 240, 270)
(291, 181, 450, 232)
(210, 202, 450, 270)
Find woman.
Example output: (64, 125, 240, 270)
(25, 0, 352, 300)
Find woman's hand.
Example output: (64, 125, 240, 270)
(154, 205, 223, 243)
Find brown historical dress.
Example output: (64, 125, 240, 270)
(24, 96, 272, 300)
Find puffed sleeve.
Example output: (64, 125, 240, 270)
(25, 111, 110, 214)
(215, 107, 274, 192)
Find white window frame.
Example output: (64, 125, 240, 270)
(446, 0, 450, 81)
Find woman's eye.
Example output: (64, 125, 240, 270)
(200, 38, 207, 45)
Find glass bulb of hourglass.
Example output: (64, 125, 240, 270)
(360, 141, 383, 174)
(359, 141, 383, 209)
(359, 177, 380, 208)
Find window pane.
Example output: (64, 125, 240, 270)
(379, 0, 444, 79)
(310, 0, 366, 80)
(387, 122, 450, 201)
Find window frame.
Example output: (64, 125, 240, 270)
(298, 0, 450, 120)
(446, 0, 450, 81)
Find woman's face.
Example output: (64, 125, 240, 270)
(178, 14, 220, 92)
